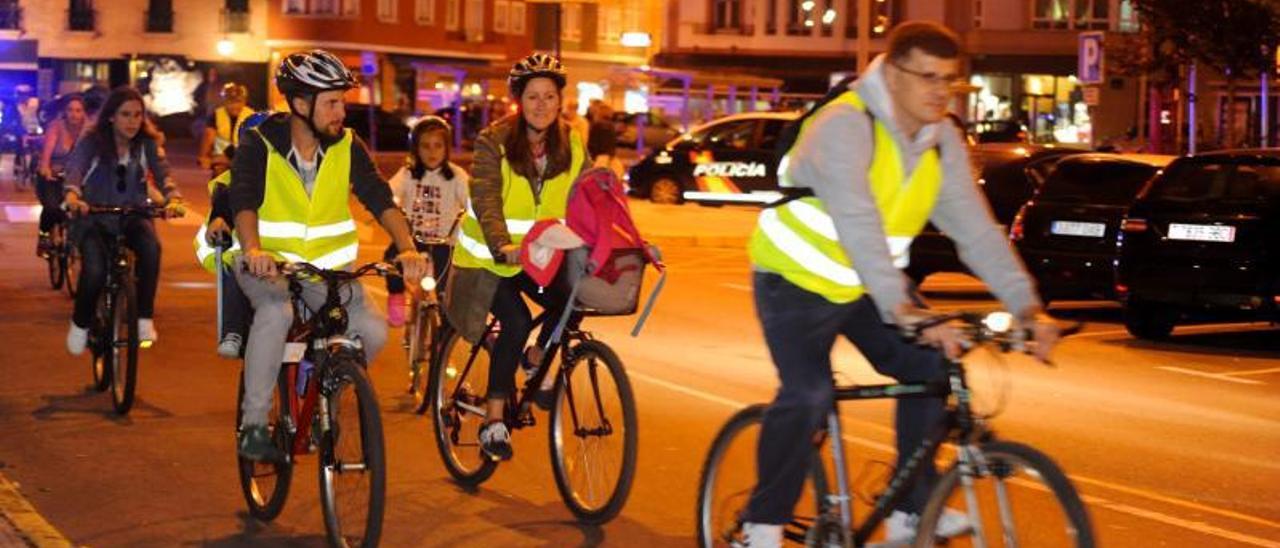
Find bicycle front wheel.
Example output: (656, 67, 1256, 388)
(428, 326, 497, 485)
(89, 290, 111, 392)
(408, 304, 437, 415)
(915, 440, 1095, 548)
(47, 224, 65, 289)
(548, 340, 638, 524)
(236, 369, 294, 521)
(318, 357, 386, 548)
(109, 279, 138, 415)
(696, 404, 831, 548)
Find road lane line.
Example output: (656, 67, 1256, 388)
(1072, 323, 1275, 340)
(720, 283, 752, 292)
(1224, 366, 1280, 377)
(1157, 366, 1264, 385)
(0, 472, 73, 547)
(627, 369, 1280, 542)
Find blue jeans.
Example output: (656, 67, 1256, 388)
(745, 272, 948, 524)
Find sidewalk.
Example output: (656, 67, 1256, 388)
(0, 473, 71, 548)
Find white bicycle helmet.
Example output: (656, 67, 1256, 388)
(508, 53, 567, 97)
(275, 49, 359, 98)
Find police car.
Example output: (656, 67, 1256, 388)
(626, 112, 800, 205)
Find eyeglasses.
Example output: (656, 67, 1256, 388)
(889, 61, 963, 88)
(115, 164, 127, 193)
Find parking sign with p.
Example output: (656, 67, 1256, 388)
(1078, 32, 1104, 85)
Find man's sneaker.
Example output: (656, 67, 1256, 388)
(217, 333, 244, 360)
(138, 318, 157, 343)
(734, 522, 782, 548)
(386, 293, 406, 327)
(879, 509, 973, 545)
(66, 322, 88, 356)
(238, 424, 286, 462)
(479, 421, 513, 461)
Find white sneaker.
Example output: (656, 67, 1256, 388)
(217, 333, 244, 359)
(66, 322, 88, 356)
(138, 318, 157, 343)
(880, 509, 973, 545)
(735, 522, 782, 548)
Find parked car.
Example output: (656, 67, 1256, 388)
(626, 112, 799, 205)
(1116, 150, 1280, 339)
(1010, 153, 1173, 303)
(613, 111, 682, 150)
(345, 104, 411, 152)
(967, 120, 1030, 144)
(906, 143, 1085, 283)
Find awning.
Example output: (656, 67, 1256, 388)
(0, 39, 38, 71)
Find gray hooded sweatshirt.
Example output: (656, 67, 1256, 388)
(778, 54, 1041, 322)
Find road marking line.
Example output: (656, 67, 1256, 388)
(627, 368, 1280, 542)
(1071, 322, 1274, 340)
(720, 283, 752, 292)
(0, 472, 73, 547)
(1157, 366, 1264, 385)
(1224, 367, 1280, 377)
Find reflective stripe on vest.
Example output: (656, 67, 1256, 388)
(254, 128, 360, 270)
(193, 170, 238, 272)
(748, 90, 943, 304)
(452, 130, 586, 277)
(214, 107, 254, 154)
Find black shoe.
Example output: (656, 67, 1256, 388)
(238, 424, 286, 463)
(479, 421, 513, 461)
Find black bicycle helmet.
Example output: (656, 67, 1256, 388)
(508, 53, 567, 97)
(275, 49, 359, 98)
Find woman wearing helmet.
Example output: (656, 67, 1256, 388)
(445, 52, 590, 461)
(198, 82, 254, 175)
(227, 49, 427, 463)
(381, 115, 470, 327)
(194, 110, 271, 359)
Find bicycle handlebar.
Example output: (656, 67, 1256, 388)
(903, 310, 1083, 361)
(82, 204, 179, 219)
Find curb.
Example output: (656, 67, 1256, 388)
(0, 473, 72, 547)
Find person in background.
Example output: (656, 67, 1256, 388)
(35, 95, 87, 257)
(198, 82, 255, 175)
(563, 98, 590, 146)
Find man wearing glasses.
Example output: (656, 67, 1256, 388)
(739, 21, 1060, 546)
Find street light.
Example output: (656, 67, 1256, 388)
(216, 38, 235, 57)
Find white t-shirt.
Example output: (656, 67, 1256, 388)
(389, 162, 470, 243)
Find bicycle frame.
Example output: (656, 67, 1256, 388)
(818, 358, 984, 546)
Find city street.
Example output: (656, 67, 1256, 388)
(0, 144, 1276, 547)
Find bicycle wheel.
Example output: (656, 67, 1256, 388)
(408, 304, 436, 414)
(548, 340, 638, 524)
(89, 291, 111, 392)
(65, 244, 81, 298)
(915, 440, 1095, 548)
(428, 326, 497, 485)
(696, 404, 833, 548)
(236, 369, 294, 521)
(47, 224, 65, 289)
(109, 279, 138, 415)
(318, 357, 386, 548)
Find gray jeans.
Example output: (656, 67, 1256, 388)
(236, 261, 387, 427)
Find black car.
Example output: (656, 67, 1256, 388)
(626, 112, 799, 205)
(345, 105, 411, 152)
(906, 144, 1084, 283)
(967, 120, 1030, 144)
(612, 111, 682, 150)
(1116, 150, 1280, 339)
(1010, 153, 1172, 303)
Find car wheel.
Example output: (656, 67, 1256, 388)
(1123, 298, 1177, 340)
(649, 176, 684, 205)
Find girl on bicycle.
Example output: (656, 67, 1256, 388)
(35, 94, 86, 257)
(445, 53, 589, 461)
(63, 86, 183, 355)
(383, 116, 469, 327)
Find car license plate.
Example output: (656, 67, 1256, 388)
(1168, 223, 1236, 242)
(1050, 220, 1106, 238)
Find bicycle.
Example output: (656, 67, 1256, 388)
(37, 173, 71, 291)
(429, 307, 639, 524)
(696, 311, 1094, 547)
(13, 132, 39, 192)
(404, 250, 444, 414)
(235, 260, 392, 548)
(81, 205, 174, 414)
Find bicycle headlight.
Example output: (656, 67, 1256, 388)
(983, 311, 1014, 333)
(419, 276, 437, 292)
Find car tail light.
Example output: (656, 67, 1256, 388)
(1010, 204, 1029, 242)
(1115, 283, 1129, 297)
(1121, 218, 1148, 232)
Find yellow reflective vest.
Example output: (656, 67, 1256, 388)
(453, 131, 586, 277)
(193, 170, 237, 272)
(214, 106, 254, 155)
(748, 90, 943, 303)
(253, 129, 360, 270)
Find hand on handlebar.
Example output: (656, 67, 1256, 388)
(206, 217, 232, 246)
(498, 243, 521, 265)
(1019, 310, 1061, 364)
(163, 199, 186, 219)
(244, 248, 278, 278)
(64, 195, 89, 217)
(896, 304, 965, 360)
(395, 249, 430, 286)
